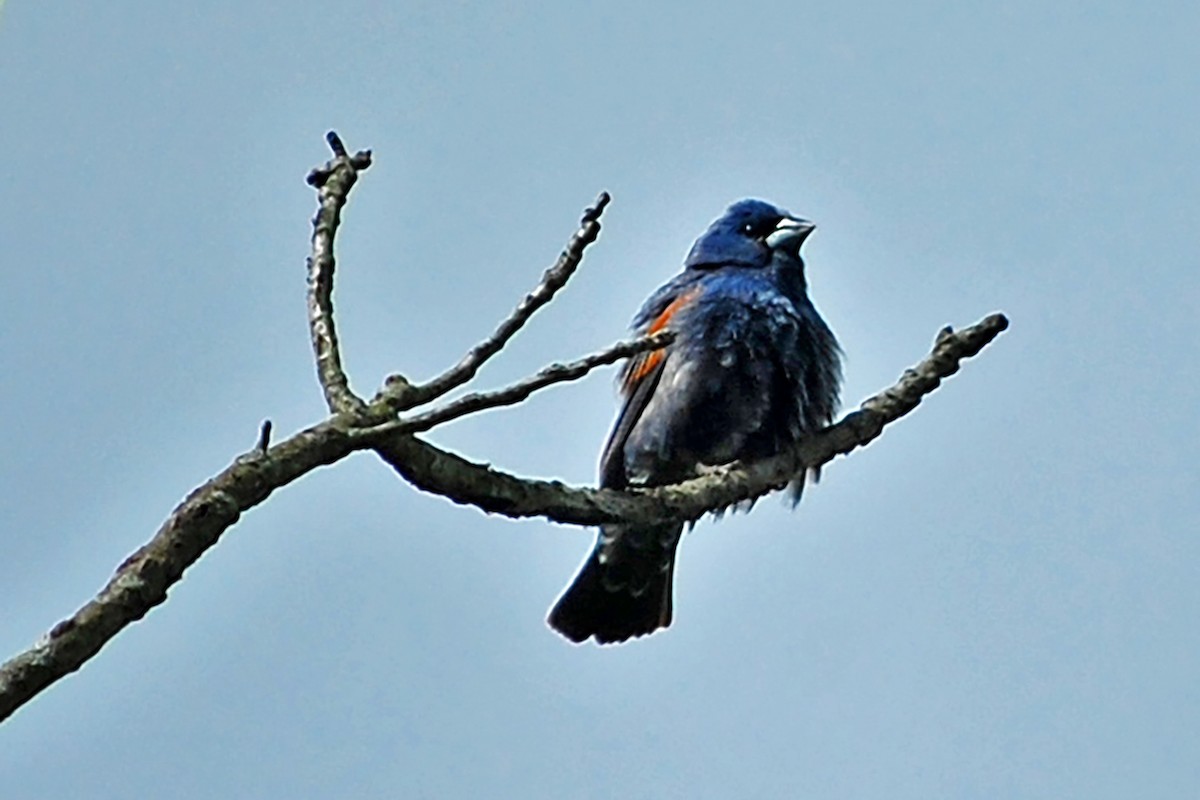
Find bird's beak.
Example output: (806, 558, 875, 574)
(765, 217, 816, 251)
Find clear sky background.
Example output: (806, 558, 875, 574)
(2, 2, 1197, 797)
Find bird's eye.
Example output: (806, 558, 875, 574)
(741, 219, 778, 238)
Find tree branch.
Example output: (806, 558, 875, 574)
(387, 192, 612, 411)
(306, 131, 373, 416)
(0, 312, 1004, 723)
(0, 419, 358, 724)
(372, 313, 1008, 526)
(0, 132, 1009, 726)
(358, 331, 673, 438)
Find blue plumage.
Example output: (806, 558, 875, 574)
(548, 199, 842, 644)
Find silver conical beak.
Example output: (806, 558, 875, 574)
(765, 217, 816, 251)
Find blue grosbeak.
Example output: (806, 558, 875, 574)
(548, 199, 842, 644)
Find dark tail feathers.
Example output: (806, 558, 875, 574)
(547, 550, 676, 645)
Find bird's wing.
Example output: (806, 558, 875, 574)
(599, 286, 703, 489)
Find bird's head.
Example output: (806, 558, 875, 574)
(684, 199, 815, 271)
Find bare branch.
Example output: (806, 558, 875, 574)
(390, 192, 612, 411)
(373, 313, 1010, 526)
(359, 331, 673, 438)
(0, 131, 1008, 724)
(0, 314, 1007, 724)
(306, 131, 373, 416)
(0, 420, 358, 724)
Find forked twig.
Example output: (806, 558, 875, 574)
(390, 192, 612, 411)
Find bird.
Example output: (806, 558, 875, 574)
(547, 199, 842, 644)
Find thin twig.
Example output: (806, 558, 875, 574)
(256, 420, 273, 453)
(358, 331, 673, 439)
(306, 131, 372, 416)
(390, 192, 612, 411)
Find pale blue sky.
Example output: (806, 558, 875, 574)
(2, 2, 1197, 797)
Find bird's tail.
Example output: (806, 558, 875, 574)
(548, 522, 682, 645)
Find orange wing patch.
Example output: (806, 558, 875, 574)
(621, 288, 701, 394)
